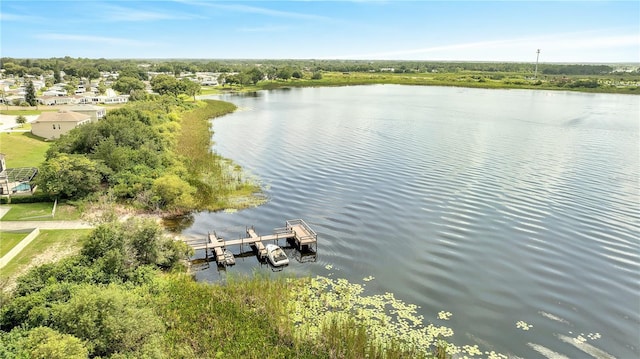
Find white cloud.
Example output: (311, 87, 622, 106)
(0, 12, 41, 22)
(34, 33, 153, 47)
(180, 1, 330, 21)
(334, 30, 640, 62)
(237, 25, 290, 33)
(98, 4, 201, 22)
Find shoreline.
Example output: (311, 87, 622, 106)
(202, 71, 639, 96)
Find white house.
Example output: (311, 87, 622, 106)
(42, 89, 67, 97)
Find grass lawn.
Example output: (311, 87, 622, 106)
(0, 229, 90, 288)
(9, 123, 33, 131)
(199, 86, 222, 95)
(0, 202, 81, 221)
(0, 110, 47, 116)
(0, 131, 50, 168)
(0, 231, 28, 257)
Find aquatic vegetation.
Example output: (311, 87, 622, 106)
(516, 320, 533, 331)
(438, 311, 452, 320)
(286, 275, 506, 358)
(586, 332, 601, 340)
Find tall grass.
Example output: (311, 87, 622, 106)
(175, 100, 263, 211)
(152, 273, 455, 358)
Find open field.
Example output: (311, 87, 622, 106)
(0, 203, 81, 221)
(0, 229, 90, 290)
(0, 231, 28, 257)
(0, 131, 49, 168)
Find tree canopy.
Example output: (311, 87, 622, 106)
(25, 80, 37, 106)
(0, 217, 189, 359)
(112, 76, 145, 94)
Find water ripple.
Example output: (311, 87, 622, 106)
(197, 86, 640, 358)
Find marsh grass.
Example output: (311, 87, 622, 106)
(152, 273, 454, 358)
(253, 71, 639, 94)
(176, 100, 264, 211)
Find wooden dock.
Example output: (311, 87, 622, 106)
(184, 219, 317, 266)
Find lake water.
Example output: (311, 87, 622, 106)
(185, 85, 639, 358)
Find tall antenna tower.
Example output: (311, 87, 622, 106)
(534, 49, 541, 79)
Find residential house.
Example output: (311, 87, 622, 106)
(79, 94, 129, 105)
(38, 96, 77, 106)
(31, 110, 91, 140)
(42, 89, 68, 97)
(195, 72, 221, 86)
(0, 153, 38, 196)
(66, 104, 106, 121)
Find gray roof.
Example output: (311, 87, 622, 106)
(66, 104, 105, 111)
(35, 111, 90, 123)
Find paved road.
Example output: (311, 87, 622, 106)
(0, 220, 94, 230)
(0, 114, 38, 131)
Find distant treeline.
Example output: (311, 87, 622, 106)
(1, 57, 636, 77)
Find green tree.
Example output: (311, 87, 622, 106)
(81, 218, 188, 274)
(97, 79, 107, 95)
(25, 80, 37, 106)
(180, 78, 201, 100)
(53, 67, 62, 83)
(35, 154, 108, 198)
(277, 67, 293, 80)
(63, 80, 78, 96)
(150, 74, 181, 95)
(119, 66, 148, 80)
(78, 66, 100, 84)
(112, 76, 145, 94)
(26, 67, 44, 76)
(246, 67, 264, 85)
(152, 174, 196, 211)
(24, 327, 89, 359)
(312, 72, 323, 80)
(129, 89, 148, 101)
(52, 285, 164, 358)
(15, 115, 27, 127)
(2, 63, 27, 77)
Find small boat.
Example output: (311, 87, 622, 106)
(266, 244, 289, 267)
(223, 250, 235, 266)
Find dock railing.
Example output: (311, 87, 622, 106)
(286, 219, 318, 245)
(187, 219, 317, 266)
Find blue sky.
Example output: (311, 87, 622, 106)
(1, 1, 638, 62)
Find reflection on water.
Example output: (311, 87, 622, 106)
(187, 85, 639, 358)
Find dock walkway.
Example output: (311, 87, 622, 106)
(183, 219, 317, 266)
